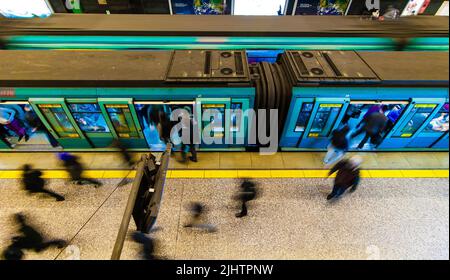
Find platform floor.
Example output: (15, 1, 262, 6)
(1, 177, 448, 260)
(0, 151, 448, 170)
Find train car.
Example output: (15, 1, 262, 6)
(0, 49, 448, 152)
(0, 50, 254, 151)
(0, 14, 448, 56)
(277, 51, 449, 151)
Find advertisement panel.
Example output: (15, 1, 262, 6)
(296, 0, 350, 15)
(173, 0, 224, 15)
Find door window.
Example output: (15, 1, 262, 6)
(423, 103, 449, 133)
(105, 104, 139, 138)
(69, 104, 110, 133)
(308, 104, 342, 137)
(394, 104, 437, 137)
(295, 102, 313, 132)
(37, 104, 79, 138)
(202, 103, 225, 141)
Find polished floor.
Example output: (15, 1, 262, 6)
(0, 152, 448, 170)
(1, 177, 448, 260)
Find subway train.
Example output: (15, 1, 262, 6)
(0, 14, 448, 57)
(0, 49, 448, 152)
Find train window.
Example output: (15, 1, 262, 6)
(69, 104, 110, 133)
(395, 104, 438, 138)
(37, 104, 79, 138)
(231, 103, 242, 133)
(294, 102, 313, 132)
(423, 103, 449, 133)
(308, 104, 342, 137)
(105, 105, 139, 138)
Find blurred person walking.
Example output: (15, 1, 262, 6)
(323, 125, 350, 166)
(327, 156, 363, 200)
(0, 106, 29, 142)
(184, 202, 216, 232)
(235, 179, 258, 218)
(2, 213, 66, 260)
(58, 152, 103, 188)
(351, 106, 388, 149)
(22, 164, 65, 201)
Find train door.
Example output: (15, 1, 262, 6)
(298, 98, 349, 149)
(98, 98, 147, 149)
(341, 101, 409, 150)
(196, 98, 231, 148)
(380, 99, 444, 149)
(67, 100, 115, 148)
(134, 101, 194, 151)
(406, 102, 448, 148)
(29, 98, 91, 149)
(280, 98, 314, 147)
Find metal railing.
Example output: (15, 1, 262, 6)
(111, 143, 172, 260)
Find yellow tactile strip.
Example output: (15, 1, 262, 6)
(0, 169, 447, 179)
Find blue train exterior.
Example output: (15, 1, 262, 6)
(0, 50, 448, 152)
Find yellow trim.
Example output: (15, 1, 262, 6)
(0, 169, 447, 179)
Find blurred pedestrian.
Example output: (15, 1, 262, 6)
(351, 106, 388, 149)
(132, 231, 157, 260)
(0, 106, 29, 142)
(184, 202, 216, 232)
(327, 156, 363, 201)
(235, 179, 258, 218)
(58, 152, 102, 188)
(2, 213, 66, 260)
(323, 125, 350, 166)
(22, 164, 65, 201)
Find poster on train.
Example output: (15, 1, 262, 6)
(401, 0, 427, 16)
(295, 0, 350, 15)
(172, 0, 224, 15)
(0, 0, 53, 18)
(233, 0, 286, 15)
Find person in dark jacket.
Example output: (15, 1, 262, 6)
(327, 156, 363, 200)
(22, 165, 65, 201)
(323, 125, 350, 165)
(351, 107, 388, 149)
(235, 179, 258, 218)
(2, 213, 66, 260)
(58, 152, 102, 188)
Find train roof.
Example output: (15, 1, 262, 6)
(0, 14, 448, 37)
(0, 50, 251, 87)
(358, 51, 449, 85)
(279, 50, 449, 86)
